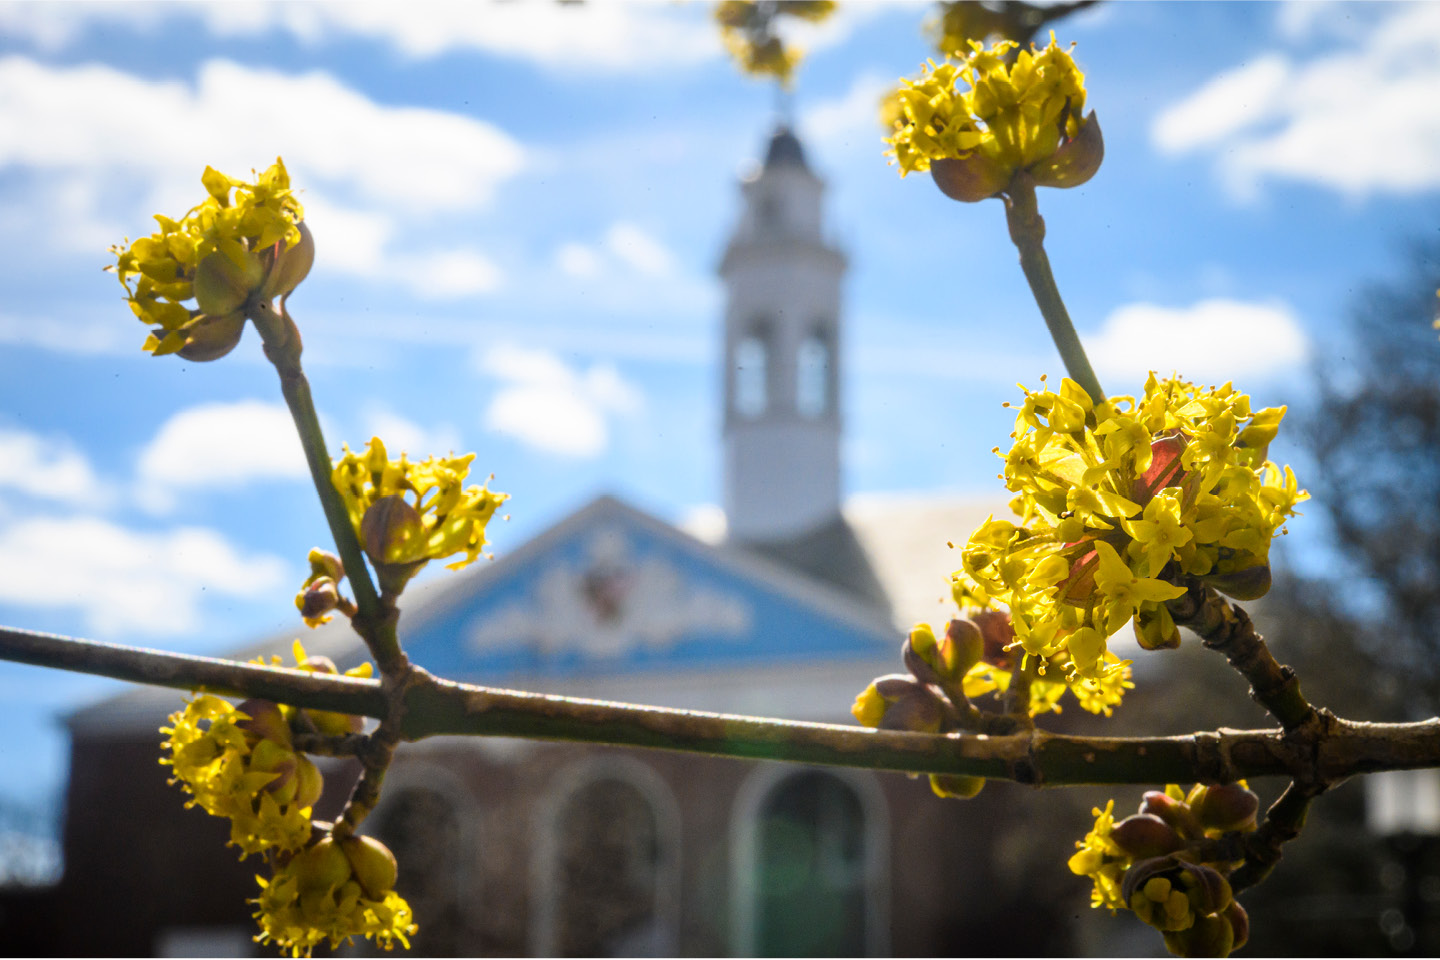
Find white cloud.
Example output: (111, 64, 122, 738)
(603, 223, 675, 277)
(0, 2, 875, 74)
(1085, 298, 1310, 383)
(300, 192, 503, 299)
(0, 515, 285, 636)
(477, 344, 643, 458)
(0, 311, 134, 355)
(136, 400, 308, 511)
(0, 55, 522, 284)
(556, 242, 602, 280)
(0, 428, 104, 506)
(1152, 3, 1440, 198)
(0, 2, 716, 70)
(0, 57, 523, 212)
(800, 71, 892, 149)
(362, 406, 462, 459)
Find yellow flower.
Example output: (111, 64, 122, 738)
(714, 0, 836, 85)
(953, 374, 1306, 680)
(109, 158, 310, 359)
(1068, 800, 1130, 912)
(332, 437, 507, 591)
(884, 35, 1102, 199)
(159, 695, 315, 857)
(252, 836, 416, 957)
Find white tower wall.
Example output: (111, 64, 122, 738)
(718, 128, 847, 543)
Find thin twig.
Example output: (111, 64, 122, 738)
(1002, 173, 1105, 403)
(248, 300, 406, 677)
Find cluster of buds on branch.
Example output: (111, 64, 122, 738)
(1071, 784, 1260, 956)
(161, 642, 415, 954)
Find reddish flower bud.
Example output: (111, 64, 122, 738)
(235, 699, 292, 748)
(1029, 112, 1104, 189)
(1111, 813, 1186, 859)
(931, 151, 1012, 203)
(1190, 784, 1259, 833)
(1134, 431, 1188, 505)
(971, 609, 1016, 669)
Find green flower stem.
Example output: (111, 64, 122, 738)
(9, 623, 1440, 788)
(248, 299, 405, 677)
(1003, 174, 1106, 403)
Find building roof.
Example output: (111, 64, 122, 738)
(763, 126, 809, 171)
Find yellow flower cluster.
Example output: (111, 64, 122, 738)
(884, 36, 1099, 197)
(332, 437, 507, 580)
(714, 0, 835, 85)
(109, 158, 309, 359)
(953, 374, 1306, 680)
(966, 648, 1134, 717)
(1070, 784, 1256, 956)
(160, 694, 317, 857)
(253, 836, 416, 957)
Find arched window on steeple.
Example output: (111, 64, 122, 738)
(796, 330, 830, 418)
(734, 328, 770, 418)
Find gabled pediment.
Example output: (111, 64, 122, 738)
(394, 495, 895, 683)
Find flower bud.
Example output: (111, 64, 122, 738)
(235, 699, 292, 748)
(341, 835, 399, 899)
(931, 151, 1011, 202)
(1134, 603, 1181, 651)
(1163, 912, 1234, 958)
(193, 248, 264, 317)
(971, 609, 1016, 669)
(360, 494, 425, 565)
(296, 577, 340, 624)
(1110, 813, 1185, 859)
(1202, 563, 1271, 601)
(944, 618, 985, 675)
(1189, 783, 1259, 833)
(261, 220, 314, 300)
(851, 675, 946, 733)
(293, 754, 324, 809)
(1223, 900, 1249, 951)
(307, 547, 344, 584)
(175, 311, 246, 362)
(903, 621, 980, 686)
(930, 773, 985, 799)
(1029, 111, 1104, 189)
(1140, 790, 1202, 838)
(1134, 431, 1188, 505)
(295, 837, 353, 896)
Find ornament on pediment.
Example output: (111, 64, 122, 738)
(466, 526, 752, 660)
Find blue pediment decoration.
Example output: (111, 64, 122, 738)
(391, 496, 893, 682)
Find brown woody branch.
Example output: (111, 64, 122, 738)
(6, 624, 1440, 788)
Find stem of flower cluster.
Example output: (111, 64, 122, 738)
(1003, 175, 1106, 404)
(248, 299, 406, 678)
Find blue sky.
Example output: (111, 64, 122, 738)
(0, 1, 1438, 815)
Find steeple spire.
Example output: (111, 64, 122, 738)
(718, 125, 847, 543)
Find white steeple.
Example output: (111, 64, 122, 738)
(718, 126, 847, 543)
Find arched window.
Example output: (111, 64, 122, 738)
(734, 334, 769, 418)
(796, 333, 830, 418)
(369, 787, 466, 955)
(746, 770, 872, 957)
(533, 759, 680, 957)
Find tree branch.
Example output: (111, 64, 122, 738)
(8, 623, 1440, 788)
